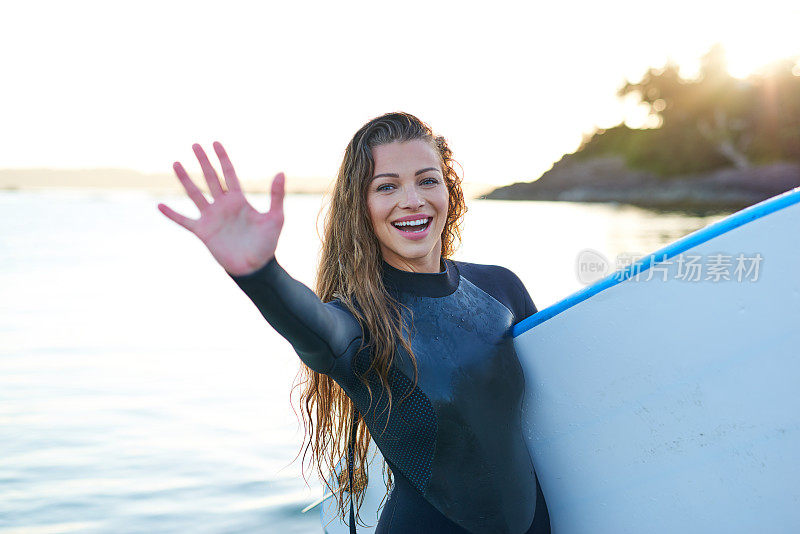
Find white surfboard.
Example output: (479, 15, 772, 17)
(514, 185, 800, 533)
(314, 186, 800, 533)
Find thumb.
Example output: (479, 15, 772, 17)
(158, 203, 197, 233)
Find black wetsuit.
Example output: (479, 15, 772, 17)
(229, 257, 551, 534)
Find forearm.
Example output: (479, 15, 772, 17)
(227, 258, 361, 373)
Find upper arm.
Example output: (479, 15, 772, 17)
(490, 266, 537, 323)
(506, 269, 538, 321)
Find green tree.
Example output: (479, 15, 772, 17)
(576, 44, 800, 177)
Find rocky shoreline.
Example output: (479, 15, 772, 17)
(485, 156, 800, 212)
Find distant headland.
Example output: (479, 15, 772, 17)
(486, 45, 800, 211)
(485, 156, 800, 212)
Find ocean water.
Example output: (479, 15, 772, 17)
(0, 189, 728, 533)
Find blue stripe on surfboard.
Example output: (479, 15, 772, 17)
(512, 186, 800, 337)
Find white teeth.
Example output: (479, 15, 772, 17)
(393, 218, 429, 227)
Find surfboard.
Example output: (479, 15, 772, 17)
(515, 185, 800, 532)
(314, 186, 800, 532)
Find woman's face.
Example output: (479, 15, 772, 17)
(366, 139, 450, 273)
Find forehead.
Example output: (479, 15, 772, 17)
(371, 140, 440, 174)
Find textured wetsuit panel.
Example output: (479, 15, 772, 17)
(329, 348, 438, 493)
(456, 262, 538, 321)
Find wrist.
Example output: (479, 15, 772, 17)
(226, 255, 277, 278)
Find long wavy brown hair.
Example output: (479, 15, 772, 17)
(295, 112, 467, 524)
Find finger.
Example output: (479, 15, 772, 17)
(269, 172, 285, 217)
(213, 141, 242, 193)
(192, 143, 225, 198)
(157, 203, 198, 233)
(173, 162, 210, 211)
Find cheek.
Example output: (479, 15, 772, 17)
(436, 190, 450, 218)
(366, 196, 378, 223)
(366, 197, 388, 234)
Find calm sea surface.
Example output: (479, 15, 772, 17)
(0, 189, 729, 533)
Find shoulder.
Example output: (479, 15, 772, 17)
(450, 259, 537, 322)
(452, 260, 528, 298)
(453, 260, 523, 285)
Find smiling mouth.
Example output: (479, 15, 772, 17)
(392, 217, 432, 233)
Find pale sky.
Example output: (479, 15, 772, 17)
(2, 0, 799, 186)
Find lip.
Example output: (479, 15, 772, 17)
(391, 216, 433, 241)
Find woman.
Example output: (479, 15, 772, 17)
(157, 112, 551, 533)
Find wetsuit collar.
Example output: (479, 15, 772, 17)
(381, 258, 460, 298)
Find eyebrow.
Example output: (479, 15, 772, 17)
(371, 167, 442, 181)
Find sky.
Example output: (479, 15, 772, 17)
(2, 0, 799, 187)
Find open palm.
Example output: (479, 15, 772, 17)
(157, 142, 285, 276)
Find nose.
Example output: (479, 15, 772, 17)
(399, 185, 424, 209)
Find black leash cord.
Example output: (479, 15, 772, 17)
(348, 410, 358, 534)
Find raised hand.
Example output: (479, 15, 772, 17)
(157, 142, 285, 276)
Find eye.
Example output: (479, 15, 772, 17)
(420, 177, 439, 186)
(376, 183, 395, 192)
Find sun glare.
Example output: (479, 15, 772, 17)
(722, 33, 800, 79)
